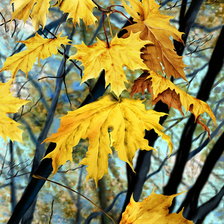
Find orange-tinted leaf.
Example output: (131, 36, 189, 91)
(122, 0, 186, 80)
(120, 192, 194, 224)
(131, 71, 216, 134)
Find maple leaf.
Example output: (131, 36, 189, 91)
(43, 94, 172, 184)
(56, 0, 97, 26)
(0, 80, 29, 142)
(122, 0, 186, 80)
(0, 33, 70, 79)
(11, 0, 51, 30)
(70, 32, 151, 96)
(120, 192, 194, 224)
(131, 71, 216, 134)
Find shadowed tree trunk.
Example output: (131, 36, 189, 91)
(4, 1, 223, 224)
(178, 132, 224, 220)
(120, 0, 207, 218)
(7, 69, 106, 224)
(195, 185, 224, 223)
(163, 26, 224, 203)
(75, 167, 84, 224)
(9, 141, 17, 212)
(98, 178, 109, 224)
(20, 26, 75, 224)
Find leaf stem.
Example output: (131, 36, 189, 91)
(102, 13, 110, 48)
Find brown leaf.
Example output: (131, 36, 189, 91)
(122, 0, 187, 80)
(131, 71, 216, 135)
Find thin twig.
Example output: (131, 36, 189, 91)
(57, 165, 85, 174)
(33, 175, 116, 224)
(11, 19, 17, 37)
(0, 12, 9, 32)
(49, 199, 55, 224)
(63, 77, 73, 110)
(102, 13, 110, 48)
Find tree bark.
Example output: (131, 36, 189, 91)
(163, 26, 224, 210)
(9, 141, 17, 212)
(21, 33, 74, 224)
(120, 0, 206, 216)
(178, 132, 224, 220)
(7, 69, 106, 224)
(195, 185, 224, 223)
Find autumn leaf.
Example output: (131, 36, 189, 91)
(0, 33, 70, 79)
(11, 0, 51, 30)
(56, 0, 97, 26)
(0, 80, 29, 142)
(70, 32, 151, 96)
(120, 192, 193, 224)
(131, 71, 216, 134)
(43, 94, 172, 184)
(122, 0, 186, 80)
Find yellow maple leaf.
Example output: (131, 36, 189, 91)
(56, 0, 97, 26)
(120, 192, 194, 224)
(131, 71, 216, 134)
(122, 0, 186, 80)
(70, 32, 151, 96)
(11, 0, 51, 30)
(43, 94, 172, 184)
(0, 80, 29, 142)
(0, 33, 70, 79)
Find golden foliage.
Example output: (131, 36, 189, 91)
(44, 94, 172, 184)
(131, 71, 216, 134)
(120, 192, 193, 224)
(56, 0, 97, 26)
(0, 33, 70, 79)
(70, 32, 150, 96)
(0, 80, 29, 142)
(11, 0, 51, 30)
(122, 0, 186, 80)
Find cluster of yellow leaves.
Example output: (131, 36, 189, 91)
(11, 0, 97, 30)
(44, 94, 172, 184)
(0, 33, 70, 79)
(131, 71, 216, 134)
(0, 80, 29, 142)
(56, 0, 97, 26)
(70, 32, 150, 96)
(1, 0, 215, 187)
(122, 0, 186, 80)
(120, 192, 193, 224)
(119, 0, 215, 133)
(11, 0, 51, 30)
(0, 1, 216, 223)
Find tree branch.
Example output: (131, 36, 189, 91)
(85, 191, 127, 224)
(163, 26, 224, 209)
(178, 132, 224, 220)
(195, 185, 224, 223)
(7, 70, 106, 224)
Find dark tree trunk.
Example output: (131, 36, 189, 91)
(195, 185, 224, 223)
(21, 30, 74, 224)
(120, 0, 206, 218)
(178, 132, 224, 220)
(7, 69, 106, 224)
(9, 141, 17, 212)
(163, 26, 224, 203)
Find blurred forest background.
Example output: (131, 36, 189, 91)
(0, 0, 223, 223)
